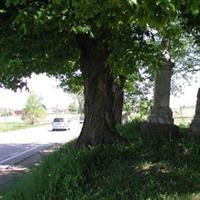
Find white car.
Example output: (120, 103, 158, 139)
(52, 117, 69, 131)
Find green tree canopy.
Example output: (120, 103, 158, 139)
(22, 92, 46, 124)
(0, 0, 200, 146)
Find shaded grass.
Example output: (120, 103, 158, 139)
(116, 118, 142, 141)
(2, 120, 200, 199)
(3, 137, 200, 200)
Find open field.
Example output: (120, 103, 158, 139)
(172, 106, 195, 126)
(0, 122, 43, 132)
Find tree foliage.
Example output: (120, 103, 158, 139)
(0, 0, 185, 88)
(68, 102, 78, 113)
(22, 93, 46, 124)
(0, 0, 195, 93)
(1, 0, 200, 145)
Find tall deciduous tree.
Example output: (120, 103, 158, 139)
(0, 0, 198, 146)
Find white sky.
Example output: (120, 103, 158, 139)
(170, 72, 200, 108)
(0, 72, 199, 110)
(0, 74, 74, 110)
(170, 86, 198, 109)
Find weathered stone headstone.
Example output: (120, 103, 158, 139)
(147, 59, 174, 124)
(188, 88, 200, 136)
(141, 59, 179, 141)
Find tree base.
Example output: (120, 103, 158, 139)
(76, 129, 127, 148)
(141, 122, 180, 142)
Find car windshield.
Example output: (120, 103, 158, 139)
(53, 118, 64, 122)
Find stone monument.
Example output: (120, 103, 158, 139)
(148, 59, 174, 124)
(188, 88, 200, 136)
(141, 59, 179, 141)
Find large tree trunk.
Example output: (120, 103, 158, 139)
(76, 36, 123, 147)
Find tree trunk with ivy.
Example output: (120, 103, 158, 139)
(76, 35, 123, 147)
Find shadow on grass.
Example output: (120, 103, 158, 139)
(4, 139, 200, 200)
(79, 141, 200, 199)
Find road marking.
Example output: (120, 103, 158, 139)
(0, 152, 19, 162)
(9, 152, 19, 157)
(0, 145, 49, 165)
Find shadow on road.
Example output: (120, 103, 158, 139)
(0, 143, 60, 194)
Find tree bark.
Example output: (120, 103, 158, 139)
(76, 35, 123, 147)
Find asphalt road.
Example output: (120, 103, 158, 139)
(0, 120, 82, 165)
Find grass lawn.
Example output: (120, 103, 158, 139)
(0, 122, 46, 132)
(2, 120, 200, 200)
